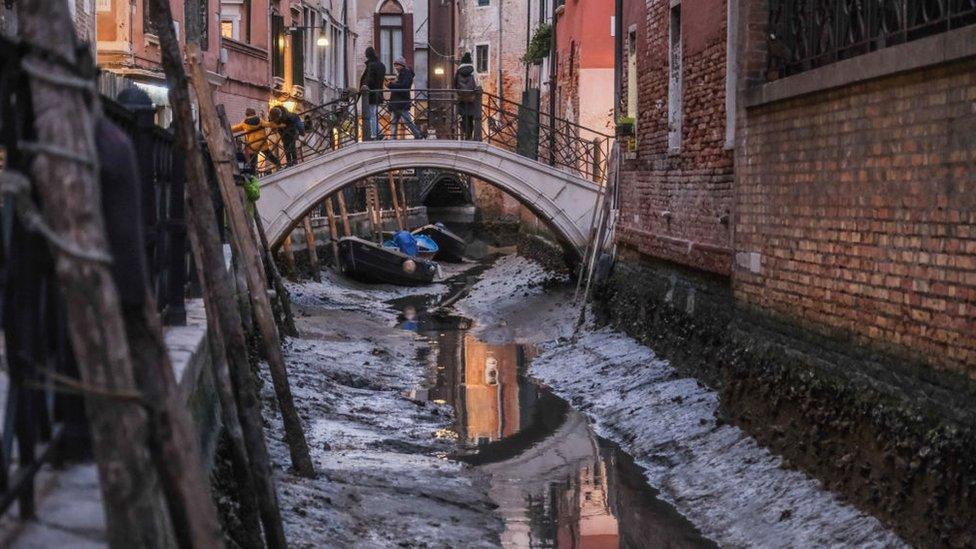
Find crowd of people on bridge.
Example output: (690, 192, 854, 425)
(232, 46, 483, 172)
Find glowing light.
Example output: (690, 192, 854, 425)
(316, 35, 329, 47)
(277, 35, 286, 51)
(433, 66, 445, 76)
(282, 100, 297, 112)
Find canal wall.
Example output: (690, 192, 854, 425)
(593, 248, 976, 548)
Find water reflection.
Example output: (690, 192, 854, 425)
(393, 291, 714, 548)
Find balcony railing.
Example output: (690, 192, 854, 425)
(767, 0, 976, 79)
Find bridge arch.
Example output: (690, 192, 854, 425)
(255, 140, 603, 258)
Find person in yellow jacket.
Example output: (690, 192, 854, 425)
(232, 108, 280, 171)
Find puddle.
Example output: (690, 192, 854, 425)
(389, 270, 716, 548)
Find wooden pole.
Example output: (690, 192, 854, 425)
(281, 234, 297, 279)
(17, 3, 220, 547)
(254, 214, 300, 338)
(144, 3, 290, 545)
(302, 216, 322, 281)
(215, 105, 298, 338)
(324, 197, 341, 267)
(398, 170, 410, 227)
(387, 171, 404, 231)
(186, 44, 314, 478)
(336, 190, 352, 236)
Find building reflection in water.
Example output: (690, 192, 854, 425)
(396, 301, 713, 548)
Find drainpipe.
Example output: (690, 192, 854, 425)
(523, 0, 531, 92)
(547, 0, 557, 165)
(497, 0, 504, 101)
(614, 0, 622, 120)
(342, 0, 348, 89)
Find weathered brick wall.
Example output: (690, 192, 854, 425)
(617, 0, 734, 276)
(735, 59, 976, 378)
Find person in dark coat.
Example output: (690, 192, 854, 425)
(454, 52, 481, 140)
(387, 57, 424, 139)
(270, 105, 302, 166)
(359, 46, 386, 140)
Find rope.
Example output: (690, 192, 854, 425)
(0, 170, 113, 264)
(18, 141, 96, 167)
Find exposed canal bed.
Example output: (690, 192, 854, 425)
(261, 254, 904, 548)
(389, 271, 715, 548)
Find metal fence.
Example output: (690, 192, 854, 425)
(767, 0, 976, 79)
(102, 98, 189, 326)
(234, 89, 613, 184)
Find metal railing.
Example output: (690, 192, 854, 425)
(233, 89, 613, 183)
(768, 0, 976, 79)
(103, 98, 189, 326)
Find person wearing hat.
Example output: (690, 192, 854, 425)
(454, 52, 481, 140)
(386, 56, 424, 140)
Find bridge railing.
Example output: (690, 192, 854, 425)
(233, 89, 613, 183)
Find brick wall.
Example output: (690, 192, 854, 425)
(735, 58, 976, 377)
(617, 0, 733, 276)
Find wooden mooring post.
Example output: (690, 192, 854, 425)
(303, 216, 322, 281)
(324, 197, 341, 267)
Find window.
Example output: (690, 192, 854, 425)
(220, 19, 236, 39)
(220, 0, 249, 42)
(475, 44, 489, 73)
(376, 0, 404, 74)
(184, 0, 209, 49)
(626, 28, 637, 120)
(668, 4, 682, 152)
(477, 0, 490, 6)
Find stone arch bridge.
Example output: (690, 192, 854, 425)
(249, 90, 612, 257)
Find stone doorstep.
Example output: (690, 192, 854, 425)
(1, 298, 212, 548)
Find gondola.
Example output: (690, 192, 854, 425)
(338, 236, 438, 286)
(412, 223, 467, 262)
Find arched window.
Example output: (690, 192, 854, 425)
(374, 0, 411, 74)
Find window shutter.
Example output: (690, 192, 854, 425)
(402, 13, 414, 69)
(292, 28, 305, 87)
(373, 14, 381, 54)
(272, 15, 285, 78)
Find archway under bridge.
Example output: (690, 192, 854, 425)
(255, 140, 605, 260)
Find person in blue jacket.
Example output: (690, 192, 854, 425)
(386, 57, 425, 139)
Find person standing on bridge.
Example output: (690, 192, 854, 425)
(454, 52, 481, 141)
(233, 108, 280, 171)
(387, 57, 425, 140)
(360, 46, 386, 141)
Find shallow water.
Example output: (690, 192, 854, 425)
(389, 269, 715, 548)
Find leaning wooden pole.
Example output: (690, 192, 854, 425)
(324, 197, 341, 267)
(186, 44, 314, 478)
(144, 1, 289, 545)
(387, 171, 405, 231)
(336, 191, 353, 236)
(303, 216, 322, 281)
(253, 214, 300, 338)
(14, 3, 177, 546)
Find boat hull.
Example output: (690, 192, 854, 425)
(338, 237, 438, 286)
(413, 225, 466, 262)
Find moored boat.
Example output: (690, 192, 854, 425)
(383, 233, 439, 260)
(338, 236, 438, 286)
(412, 223, 466, 262)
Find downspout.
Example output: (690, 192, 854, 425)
(497, 0, 503, 100)
(523, 0, 531, 92)
(547, 0, 556, 165)
(342, 0, 348, 89)
(614, 0, 623, 119)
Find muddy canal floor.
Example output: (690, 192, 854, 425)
(259, 256, 904, 548)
